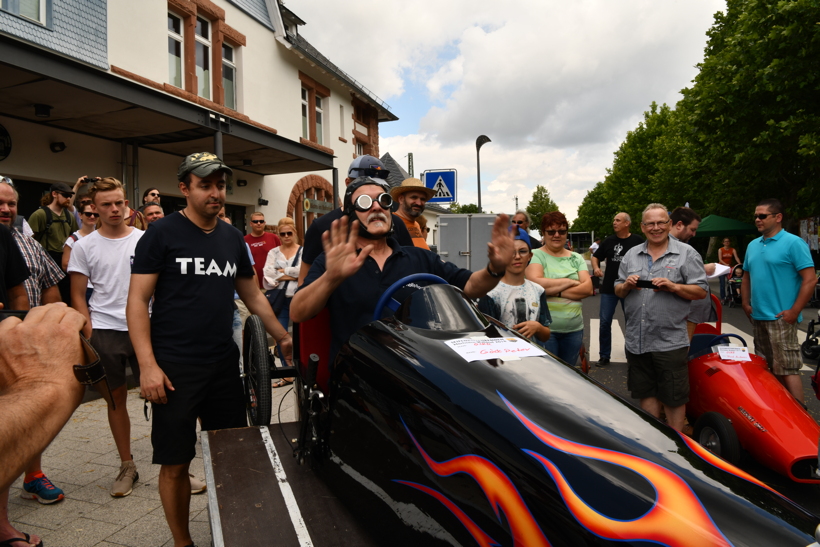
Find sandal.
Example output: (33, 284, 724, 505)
(0, 532, 43, 547)
(273, 378, 293, 388)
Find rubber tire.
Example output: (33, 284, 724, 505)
(693, 412, 741, 465)
(801, 339, 820, 361)
(244, 315, 272, 426)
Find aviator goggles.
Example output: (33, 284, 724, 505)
(353, 192, 393, 212)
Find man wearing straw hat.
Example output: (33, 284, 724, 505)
(390, 177, 434, 250)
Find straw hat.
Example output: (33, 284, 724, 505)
(390, 177, 435, 200)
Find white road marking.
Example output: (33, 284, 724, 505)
(260, 426, 314, 546)
(589, 319, 626, 362)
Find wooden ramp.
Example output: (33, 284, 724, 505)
(202, 424, 378, 547)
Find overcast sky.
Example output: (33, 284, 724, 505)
(289, 0, 726, 221)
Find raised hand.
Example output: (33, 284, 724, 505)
(322, 216, 373, 284)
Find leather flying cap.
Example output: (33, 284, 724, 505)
(347, 155, 389, 179)
(343, 176, 390, 216)
(177, 152, 233, 181)
(50, 181, 75, 195)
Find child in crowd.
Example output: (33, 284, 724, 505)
(478, 228, 551, 343)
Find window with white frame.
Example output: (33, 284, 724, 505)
(301, 88, 309, 140)
(195, 16, 211, 99)
(168, 13, 183, 88)
(356, 142, 364, 156)
(339, 105, 344, 138)
(314, 96, 324, 146)
(2, 0, 47, 24)
(222, 43, 236, 110)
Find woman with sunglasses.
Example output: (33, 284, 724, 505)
(62, 202, 98, 302)
(525, 211, 593, 364)
(262, 218, 302, 387)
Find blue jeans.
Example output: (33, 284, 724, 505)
(543, 329, 584, 366)
(719, 275, 727, 300)
(598, 292, 624, 360)
(277, 298, 291, 332)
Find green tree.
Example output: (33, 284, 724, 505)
(525, 185, 558, 233)
(448, 202, 481, 214)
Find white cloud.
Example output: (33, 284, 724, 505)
(288, 0, 725, 220)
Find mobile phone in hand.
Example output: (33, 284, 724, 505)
(0, 310, 28, 321)
(635, 279, 656, 289)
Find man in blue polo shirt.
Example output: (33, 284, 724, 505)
(291, 176, 514, 364)
(742, 198, 816, 405)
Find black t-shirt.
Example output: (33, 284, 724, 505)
(0, 224, 30, 308)
(131, 212, 254, 364)
(593, 233, 644, 293)
(302, 208, 414, 266)
(301, 238, 473, 364)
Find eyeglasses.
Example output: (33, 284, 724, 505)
(353, 192, 393, 212)
(753, 213, 775, 220)
(544, 229, 568, 236)
(641, 220, 670, 228)
(512, 220, 526, 225)
(250, 219, 266, 224)
(352, 167, 389, 179)
(148, 192, 159, 197)
(279, 231, 293, 236)
(82, 212, 99, 218)
(512, 248, 531, 256)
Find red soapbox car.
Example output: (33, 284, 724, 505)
(687, 295, 820, 483)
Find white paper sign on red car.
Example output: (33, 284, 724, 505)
(445, 337, 546, 362)
(717, 345, 752, 361)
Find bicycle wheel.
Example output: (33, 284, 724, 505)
(243, 315, 271, 425)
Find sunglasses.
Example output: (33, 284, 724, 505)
(753, 213, 775, 220)
(353, 193, 393, 212)
(250, 219, 266, 224)
(58, 192, 73, 199)
(82, 212, 99, 218)
(148, 192, 159, 197)
(544, 229, 568, 236)
(0, 177, 13, 186)
(512, 220, 526, 225)
(352, 167, 389, 179)
(279, 231, 293, 236)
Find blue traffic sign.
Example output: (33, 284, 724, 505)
(422, 169, 457, 203)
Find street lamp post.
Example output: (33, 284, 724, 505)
(476, 135, 491, 213)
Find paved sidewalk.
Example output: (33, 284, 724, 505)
(9, 385, 296, 547)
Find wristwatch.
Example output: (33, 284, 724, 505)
(73, 334, 116, 410)
(486, 263, 504, 278)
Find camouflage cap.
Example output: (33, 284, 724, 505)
(177, 152, 233, 181)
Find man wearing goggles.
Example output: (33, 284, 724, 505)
(297, 155, 415, 284)
(291, 176, 515, 366)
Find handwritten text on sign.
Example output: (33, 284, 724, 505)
(445, 337, 546, 362)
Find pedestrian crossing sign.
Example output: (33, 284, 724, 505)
(422, 169, 457, 203)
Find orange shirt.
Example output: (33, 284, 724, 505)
(719, 246, 737, 268)
(396, 212, 429, 250)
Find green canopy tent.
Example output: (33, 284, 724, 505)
(695, 215, 758, 237)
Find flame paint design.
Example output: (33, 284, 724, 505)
(401, 418, 551, 547)
(501, 393, 733, 547)
(676, 431, 782, 496)
(395, 481, 500, 547)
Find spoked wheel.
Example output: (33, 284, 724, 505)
(693, 412, 741, 465)
(243, 315, 272, 426)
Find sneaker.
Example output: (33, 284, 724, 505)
(111, 460, 138, 497)
(21, 474, 64, 504)
(189, 473, 207, 495)
(595, 358, 611, 367)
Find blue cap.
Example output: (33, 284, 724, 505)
(510, 225, 532, 249)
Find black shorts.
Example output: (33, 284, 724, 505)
(151, 345, 246, 465)
(626, 347, 690, 407)
(91, 329, 139, 391)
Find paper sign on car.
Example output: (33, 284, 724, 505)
(445, 337, 546, 362)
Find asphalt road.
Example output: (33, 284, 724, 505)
(579, 278, 820, 515)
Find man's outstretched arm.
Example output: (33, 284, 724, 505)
(0, 303, 87, 492)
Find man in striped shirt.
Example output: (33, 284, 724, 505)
(615, 203, 707, 431)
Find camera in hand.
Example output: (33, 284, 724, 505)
(0, 310, 28, 321)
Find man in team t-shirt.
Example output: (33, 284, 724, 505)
(68, 177, 144, 498)
(127, 152, 291, 547)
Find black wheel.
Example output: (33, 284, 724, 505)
(243, 315, 271, 426)
(801, 339, 820, 361)
(693, 412, 741, 465)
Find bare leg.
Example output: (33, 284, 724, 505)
(108, 385, 132, 462)
(0, 487, 41, 546)
(159, 463, 193, 547)
(778, 374, 805, 405)
(639, 397, 662, 418)
(663, 404, 686, 431)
